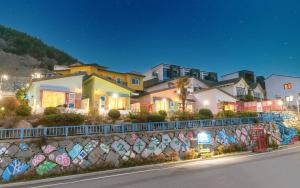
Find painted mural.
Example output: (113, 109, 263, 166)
(0, 122, 297, 182)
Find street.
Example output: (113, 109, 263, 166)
(4, 144, 300, 188)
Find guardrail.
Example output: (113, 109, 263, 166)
(0, 113, 290, 140)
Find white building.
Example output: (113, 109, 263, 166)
(193, 88, 237, 114)
(265, 74, 300, 106)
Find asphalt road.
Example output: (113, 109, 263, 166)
(4, 144, 300, 188)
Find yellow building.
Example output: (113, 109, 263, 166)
(55, 64, 145, 91)
(83, 74, 132, 114)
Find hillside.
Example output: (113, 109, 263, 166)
(0, 25, 78, 76)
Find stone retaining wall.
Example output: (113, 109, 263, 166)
(0, 122, 281, 182)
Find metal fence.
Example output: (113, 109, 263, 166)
(0, 112, 291, 140)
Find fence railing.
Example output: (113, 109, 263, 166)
(0, 112, 290, 140)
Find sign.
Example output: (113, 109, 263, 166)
(256, 102, 263, 112)
(197, 132, 211, 144)
(199, 148, 210, 153)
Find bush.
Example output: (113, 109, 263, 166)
(38, 113, 84, 126)
(0, 97, 19, 113)
(171, 111, 195, 121)
(15, 104, 31, 117)
(108, 109, 121, 121)
(147, 114, 166, 122)
(237, 111, 258, 118)
(216, 110, 237, 118)
(158, 110, 167, 117)
(198, 109, 213, 119)
(44, 107, 60, 115)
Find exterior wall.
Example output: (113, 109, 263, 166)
(221, 72, 239, 81)
(28, 75, 84, 113)
(145, 77, 209, 93)
(84, 76, 131, 113)
(0, 122, 284, 182)
(57, 65, 144, 91)
(252, 85, 265, 99)
(193, 89, 237, 114)
(266, 75, 300, 105)
(217, 79, 250, 98)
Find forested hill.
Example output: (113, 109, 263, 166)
(0, 25, 78, 76)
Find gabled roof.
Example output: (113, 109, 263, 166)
(214, 77, 242, 87)
(193, 87, 237, 99)
(84, 73, 134, 92)
(265, 74, 300, 80)
(32, 72, 86, 82)
(144, 76, 211, 89)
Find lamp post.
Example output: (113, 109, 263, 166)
(0, 74, 8, 97)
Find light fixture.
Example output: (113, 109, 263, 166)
(277, 100, 283, 106)
(162, 98, 167, 102)
(267, 101, 272, 106)
(203, 100, 210, 106)
(1, 74, 8, 80)
(112, 93, 119, 99)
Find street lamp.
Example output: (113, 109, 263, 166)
(0, 74, 9, 96)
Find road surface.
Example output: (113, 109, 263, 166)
(5, 144, 300, 188)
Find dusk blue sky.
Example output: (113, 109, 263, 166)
(0, 0, 300, 77)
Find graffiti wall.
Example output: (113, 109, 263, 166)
(0, 122, 293, 182)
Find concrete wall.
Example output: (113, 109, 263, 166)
(0, 123, 282, 182)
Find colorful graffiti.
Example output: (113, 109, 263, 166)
(42, 145, 57, 154)
(2, 160, 29, 181)
(68, 144, 83, 159)
(36, 160, 57, 175)
(133, 138, 146, 154)
(170, 137, 181, 152)
(31, 154, 46, 167)
(55, 153, 71, 167)
(112, 139, 130, 156)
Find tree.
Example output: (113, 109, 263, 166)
(15, 88, 27, 103)
(176, 77, 190, 112)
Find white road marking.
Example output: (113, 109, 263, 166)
(16, 145, 300, 188)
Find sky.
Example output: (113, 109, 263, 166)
(0, 0, 300, 78)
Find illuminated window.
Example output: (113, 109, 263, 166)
(108, 97, 127, 110)
(42, 91, 66, 108)
(154, 99, 169, 111)
(283, 83, 292, 90)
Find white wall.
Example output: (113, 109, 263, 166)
(193, 89, 237, 114)
(28, 75, 84, 112)
(266, 75, 300, 105)
(145, 77, 209, 93)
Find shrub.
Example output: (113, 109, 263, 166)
(147, 114, 166, 122)
(237, 111, 258, 118)
(0, 97, 19, 112)
(198, 109, 213, 119)
(108, 109, 121, 122)
(216, 110, 237, 118)
(158, 110, 167, 117)
(171, 111, 195, 121)
(15, 104, 31, 117)
(38, 113, 84, 126)
(44, 107, 60, 115)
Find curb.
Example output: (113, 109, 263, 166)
(1, 151, 253, 188)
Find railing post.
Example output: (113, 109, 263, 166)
(121, 124, 125, 133)
(43, 128, 48, 137)
(85, 126, 90, 135)
(65, 127, 69, 138)
(20, 128, 24, 143)
(147, 123, 152, 131)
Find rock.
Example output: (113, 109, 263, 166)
(105, 151, 119, 167)
(15, 120, 32, 129)
(88, 147, 103, 164)
(0, 157, 12, 168)
(7, 144, 19, 156)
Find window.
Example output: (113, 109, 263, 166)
(42, 91, 66, 108)
(152, 72, 158, 78)
(163, 68, 171, 80)
(116, 78, 122, 84)
(283, 83, 292, 90)
(131, 78, 140, 85)
(253, 92, 261, 99)
(236, 87, 246, 96)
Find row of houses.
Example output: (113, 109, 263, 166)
(25, 62, 297, 115)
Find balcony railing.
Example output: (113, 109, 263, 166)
(0, 112, 290, 140)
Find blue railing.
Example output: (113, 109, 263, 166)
(0, 112, 290, 140)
